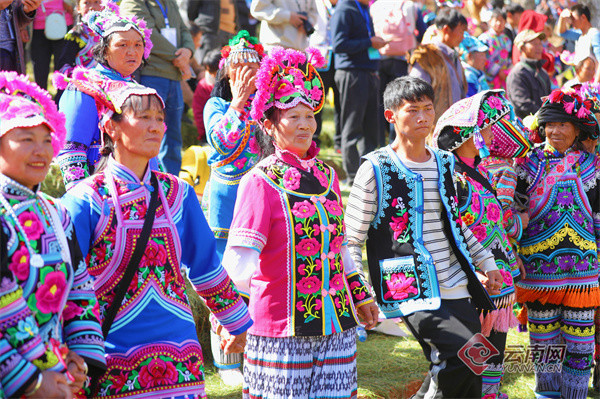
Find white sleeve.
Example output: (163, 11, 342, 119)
(221, 246, 260, 297)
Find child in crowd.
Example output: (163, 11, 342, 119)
(345, 76, 501, 398)
(460, 33, 490, 96)
(192, 49, 220, 142)
(479, 9, 512, 89)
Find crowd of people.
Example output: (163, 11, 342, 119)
(0, 0, 600, 398)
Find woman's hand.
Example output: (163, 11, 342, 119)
(28, 370, 73, 399)
(220, 330, 248, 354)
(518, 212, 529, 230)
(356, 301, 379, 330)
(516, 255, 526, 280)
(229, 65, 257, 113)
(483, 269, 503, 296)
(66, 350, 87, 393)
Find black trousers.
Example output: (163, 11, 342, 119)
(31, 28, 71, 90)
(314, 58, 341, 149)
(334, 68, 379, 182)
(0, 48, 17, 72)
(403, 298, 482, 399)
(378, 58, 408, 144)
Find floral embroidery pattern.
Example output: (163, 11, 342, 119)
(383, 272, 418, 301)
(389, 196, 410, 243)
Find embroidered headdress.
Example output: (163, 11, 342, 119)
(250, 47, 326, 121)
(578, 82, 600, 112)
(489, 113, 532, 158)
(85, 6, 153, 59)
(219, 30, 264, 69)
(53, 66, 164, 130)
(536, 87, 599, 142)
(435, 0, 463, 8)
(433, 90, 512, 157)
(0, 72, 66, 156)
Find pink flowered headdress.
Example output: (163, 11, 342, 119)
(536, 87, 599, 141)
(579, 82, 600, 112)
(85, 6, 153, 59)
(219, 30, 264, 69)
(53, 66, 164, 131)
(250, 47, 326, 122)
(0, 72, 66, 157)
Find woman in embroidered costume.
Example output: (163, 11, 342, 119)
(223, 47, 378, 399)
(55, 5, 155, 191)
(61, 75, 252, 398)
(0, 72, 106, 398)
(434, 90, 522, 399)
(202, 30, 263, 385)
(514, 88, 600, 399)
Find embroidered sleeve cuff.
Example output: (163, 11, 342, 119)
(346, 271, 374, 307)
(56, 150, 90, 191)
(227, 228, 266, 252)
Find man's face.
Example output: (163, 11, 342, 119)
(448, 23, 468, 48)
(385, 98, 436, 143)
(521, 37, 543, 60)
(571, 11, 586, 30)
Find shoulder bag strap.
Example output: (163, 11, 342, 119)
(101, 173, 160, 338)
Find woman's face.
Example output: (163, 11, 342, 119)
(105, 29, 144, 77)
(227, 62, 260, 79)
(481, 125, 494, 147)
(0, 125, 53, 189)
(265, 103, 317, 158)
(545, 121, 579, 153)
(107, 97, 165, 164)
(77, 0, 102, 17)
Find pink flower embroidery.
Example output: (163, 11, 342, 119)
(296, 275, 321, 295)
(291, 200, 316, 219)
(283, 167, 301, 190)
(233, 157, 247, 169)
(296, 300, 305, 311)
(67, 166, 85, 180)
(330, 273, 344, 291)
(390, 213, 410, 241)
(472, 195, 481, 213)
(275, 79, 296, 99)
(309, 86, 322, 102)
(499, 49, 509, 60)
(330, 236, 344, 254)
(486, 202, 501, 223)
(138, 358, 178, 388)
(500, 269, 513, 286)
(295, 223, 304, 236)
(9, 245, 30, 280)
(323, 199, 343, 216)
(383, 272, 418, 301)
(296, 238, 320, 257)
(314, 298, 322, 310)
(298, 264, 307, 275)
(62, 301, 84, 320)
(140, 240, 167, 268)
(471, 225, 487, 241)
(487, 96, 503, 110)
(35, 271, 67, 314)
(18, 211, 43, 240)
(314, 168, 329, 188)
(477, 110, 486, 126)
(248, 137, 259, 154)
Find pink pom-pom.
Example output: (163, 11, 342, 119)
(306, 47, 326, 69)
(563, 101, 575, 114)
(548, 89, 563, 103)
(52, 72, 69, 90)
(576, 105, 590, 118)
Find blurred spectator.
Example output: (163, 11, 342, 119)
(0, 0, 41, 73)
(512, 9, 547, 66)
(371, 0, 425, 144)
(478, 8, 512, 89)
(31, 0, 74, 89)
(120, 0, 195, 174)
(331, 0, 384, 183)
(504, 3, 523, 44)
(507, 29, 551, 118)
(188, 0, 251, 63)
(409, 8, 467, 123)
(459, 32, 489, 96)
(556, 4, 600, 83)
(250, 0, 317, 51)
(310, 0, 339, 148)
(564, 53, 598, 88)
(192, 48, 220, 142)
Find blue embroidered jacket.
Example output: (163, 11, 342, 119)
(363, 146, 494, 317)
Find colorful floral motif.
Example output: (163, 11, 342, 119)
(383, 272, 418, 301)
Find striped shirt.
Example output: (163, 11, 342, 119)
(345, 150, 496, 299)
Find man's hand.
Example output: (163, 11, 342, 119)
(22, 0, 41, 14)
(173, 48, 192, 80)
(289, 12, 306, 30)
(370, 36, 386, 50)
(356, 302, 379, 330)
(484, 269, 503, 296)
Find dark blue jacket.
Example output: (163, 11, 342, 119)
(331, 0, 378, 71)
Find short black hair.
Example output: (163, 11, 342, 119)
(571, 4, 591, 22)
(490, 8, 506, 20)
(435, 8, 468, 30)
(505, 3, 524, 15)
(203, 49, 221, 73)
(383, 76, 435, 111)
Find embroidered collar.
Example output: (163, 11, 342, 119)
(0, 173, 38, 199)
(94, 63, 134, 82)
(273, 141, 320, 171)
(106, 157, 152, 190)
